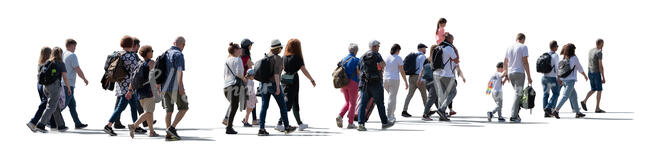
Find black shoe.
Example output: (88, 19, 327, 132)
(509, 117, 521, 123)
(437, 111, 450, 121)
(427, 111, 437, 116)
(75, 124, 88, 129)
(575, 113, 586, 118)
(595, 109, 606, 113)
(165, 134, 180, 141)
(544, 109, 552, 118)
(580, 101, 588, 111)
(243, 121, 253, 127)
(401, 111, 412, 117)
(284, 126, 297, 134)
(381, 121, 395, 129)
(258, 129, 269, 136)
(104, 125, 117, 136)
(36, 124, 48, 133)
(552, 110, 560, 119)
(166, 126, 180, 140)
(226, 128, 238, 134)
(114, 123, 126, 129)
(57, 126, 69, 132)
(143, 120, 157, 127)
(135, 127, 147, 134)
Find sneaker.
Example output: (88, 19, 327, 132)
(357, 124, 367, 131)
(381, 121, 395, 129)
(298, 124, 308, 131)
(149, 132, 160, 137)
(114, 123, 125, 129)
(75, 124, 88, 129)
(438, 111, 450, 121)
(595, 109, 606, 113)
(510, 117, 521, 123)
(335, 116, 343, 128)
(127, 124, 136, 138)
(498, 118, 506, 122)
(487, 112, 493, 122)
(284, 126, 297, 134)
(27, 122, 37, 132)
(226, 128, 238, 134)
(274, 124, 285, 132)
(552, 110, 560, 119)
(575, 113, 586, 118)
(346, 124, 357, 129)
(135, 127, 147, 134)
(165, 134, 180, 141)
(401, 111, 412, 117)
(222, 118, 228, 126)
(580, 101, 588, 111)
(166, 126, 180, 140)
(422, 115, 433, 121)
(243, 122, 253, 127)
(544, 109, 552, 118)
(252, 119, 259, 125)
(258, 129, 269, 136)
(36, 125, 48, 133)
(56, 126, 69, 132)
(104, 125, 117, 136)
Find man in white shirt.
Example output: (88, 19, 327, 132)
(542, 40, 561, 117)
(503, 33, 532, 123)
(433, 34, 459, 121)
(61, 39, 89, 129)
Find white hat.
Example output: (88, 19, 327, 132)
(271, 39, 283, 49)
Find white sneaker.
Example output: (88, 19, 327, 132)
(346, 124, 357, 129)
(275, 124, 285, 132)
(298, 124, 308, 131)
(27, 122, 37, 132)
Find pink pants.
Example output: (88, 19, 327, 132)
(339, 80, 359, 124)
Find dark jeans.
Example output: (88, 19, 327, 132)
(224, 85, 244, 129)
(30, 84, 56, 126)
(278, 81, 302, 125)
(259, 82, 290, 129)
(108, 94, 140, 123)
(358, 83, 388, 125)
(65, 86, 83, 126)
(114, 96, 144, 125)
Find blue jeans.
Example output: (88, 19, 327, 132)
(30, 84, 56, 125)
(258, 82, 290, 129)
(556, 79, 580, 113)
(108, 94, 140, 123)
(358, 83, 388, 125)
(541, 76, 561, 110)
(65, 86, 83, 126)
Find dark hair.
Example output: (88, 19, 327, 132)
(38, 47, 52, 66)
(428, 44, 438, 62)
(65, 39, 77, 47)
(436, 18, 447, 34)
(228, 42, 241, 55)
(120, 35, 134, 48)
(596, 38, 604, 45)
(444, 32, 453, 41)
(134, 38, 140, 46)
(390, 44, 401, 55)
(549, 40, 558, 49)
(561, 43, 576, 58)
(284, 39, 303, 58)
(50, 47, 63, 62)
(139, 45, 152, 58)
(516, 33, 526, 41)
(496, 62, 504, 68)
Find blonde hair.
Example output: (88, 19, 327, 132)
(38, 47, 52, 66)
(49, 47, 63, 62)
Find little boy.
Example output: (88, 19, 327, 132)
(487, 62, 506, 122)
(243, 69, 257, 127)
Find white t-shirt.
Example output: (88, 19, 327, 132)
(543, 51, 560, 78)
(505, 43, 529, 73)
(561, 56, 584, 80)
(490, 72, 503, 92)
(383, 54, 403, 80)
(62, 51, 79, 86)
(415, 52, 427, 74)
(224, 56, 244, 88)
(433, 45, 457, 78)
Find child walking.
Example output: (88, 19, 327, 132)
(242, 69, 257, 127)
(487, 62, 506, 122)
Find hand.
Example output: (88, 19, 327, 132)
(83, 79, 89, 86)
(558, 79, 563, 86)
(405, 83, 409, 90)
(527, 77, 533, 85)
(504, 76, 509, 83)
(584, 76, 589, 81)
(274, 88, 280, 96)
(602, 78, 606, 84)
(461, 77, 466, 83)
(310, 80, 316, 87)
(67, 87, 72, 95)
(126, 90, 133, 100)
(179, 88, 185, 96)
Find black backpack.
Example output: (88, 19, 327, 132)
(38, 61, 61, 85)
(254, 55, 274, 82)
(558, 58, 575, 78)
(153, 52, 168, 85)
(520, 86, 536, 112)
(403, 52, 420, 75)
(105, 51, 128, 82)
(131, 60, 150, 89)
(536, 52, 553, 73)
(360, 51, 381, 83)
(431, 42, 451, 71)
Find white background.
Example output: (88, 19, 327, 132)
(1, 0, 649, 157)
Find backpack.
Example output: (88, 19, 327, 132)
(254, 55, 274, 82)
(558, 58, 575, 78)
(431, 42, 451, 71)
(101, 52, 119, 91)
(403, 52, 420, 75)
(536, 52, 553, 73)
(520, 86, 536, 112)
(360, 52, 381, 84)
(422, 63, 434, 81)
(105, 51, 128, 82)
(131, 60, 150, 89)
(332, 56, 354, 88)
(153, 52, 168, 85)
(38, 61, 61, 85)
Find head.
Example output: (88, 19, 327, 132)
(120, 35, 135, 52)
(50, 47, 64, 62)
(516, 33, 526, 44)
(133, 38, 141, 52)
(417, 43, 428, 53)
(246, 69, 255, 79)
(549, 40, 559, 52)
(369, 40, 380, 52)
(596, 38, 604, 49)
(428, 44, 437, 62)
(444, 33, 454, 44)
(174, 36, 186, 51)
(241, 38, 253, 57)
(560, 43, 577, 58)
(390, 44, 401, 55)
(65, 38, 77, 52)
(228, 42, 242, 57)
(38, 47, 52, 66)
(496, 62, 504, 72)
(348, 43, 359, 56)
(139, 45, 153, 59)
(284, 38, 302, 58)
(270, 39, 283, 55)
(436, 18, 447, 33)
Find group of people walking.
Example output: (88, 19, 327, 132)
(27, 17, 609, 139)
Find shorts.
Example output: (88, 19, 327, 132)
(588, 72, 603, 91)
(139, 97, 155, 113)
(163, 92, 189, 113)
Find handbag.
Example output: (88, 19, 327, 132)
(226, 63, 244, 87)
(280, 73, 296, 85)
